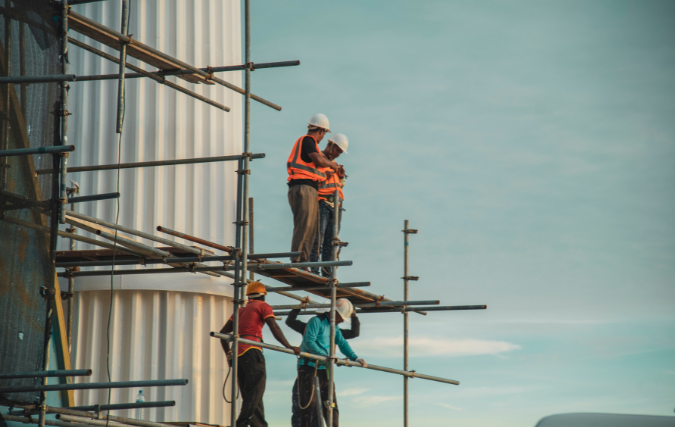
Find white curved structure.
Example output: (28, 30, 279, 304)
(63, 1, 242, 424)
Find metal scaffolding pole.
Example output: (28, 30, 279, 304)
(327, 189, 340, 426)
(402, 220, 418, 426)
(0, 379, 188, 394)
(0, 369, 92, 379)
(211, 333, 460, 386)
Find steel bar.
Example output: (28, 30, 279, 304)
(269, 300, 438, 311)
(67, 192, 120, 204)
(68, 37, 229, 112)
(54, 252, 300, 268)
(65, 210, 204, 256)
(66, 219, 171, 259)
(1, 414, 96, 427)
(314, 375, 325, 427)
(0, 379, 188, 394)
(58, 0, 71, 226)
(249, 197, 254, 281)
(273, 305, 485, 316)
(68, 11, 282, 111)
(67, 401, 175, 412)
(0, 369, 92, 379)
(70, 0, 111, 4)
(0, 74, 76, 83)
(327, 189, 340, 426)
(36, 153, 265, 175)
(3, 216, 144, 256)
(48, 406, 182, 427)
(57, 416, 151, 427)
(157, 225, 233, 253)
(403, 219, 411, 427)
(251, 260, 351, 270)
(264, 282, 370, 293)
(211, 333, 460, 385)
(0, 145, 74, 157)
(115, 0, 130, 133)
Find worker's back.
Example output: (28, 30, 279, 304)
(233, 299, 274, 355)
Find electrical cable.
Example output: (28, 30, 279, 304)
(221, 365, 239, 403)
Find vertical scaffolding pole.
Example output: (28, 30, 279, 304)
(403, 220, 410, 427)
(249, 197, 254, 281)
(1, 0, 11, 191)
(58, 0, 70, 224)
(230, 1, 252, 425)
(327, 189, 340, 427)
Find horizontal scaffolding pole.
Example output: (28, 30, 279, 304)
(265, 282, 371, 293)
(57, 260, 352, 278)
(210, 333, 459, 386)
(69, 37, 230, 112)
(55, 251, 300, 268)
(273, 304, 487, 316)
(0, 145, 74, 157)
(0, 379, 188, 394)
(36, 153, 265, 175)
(156, 225, 233, 253)
(69, 10, 283, 110)
(50, 407, 187, 427)
(0, 75, 77, 84)
(66, 401, 175, 412)
(3, 216, 145, 257)
(0, 369, 92, 379)
(269, 299, 439, 311)
(67, 192, 119, 204)
(1, 414, 93, 427)
(58, 415, 162, 427)
(253, 260, 352, 270)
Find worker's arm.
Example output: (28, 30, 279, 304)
(304, 317, 328, 356)
(335, 328, 358, 361)
(265, 317, 301, 355)
(309, 152, 339, 171)
(285, 308, 307, 336)
(341, 314, 360, 340)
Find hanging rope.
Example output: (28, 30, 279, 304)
(298, 364, 319, 410)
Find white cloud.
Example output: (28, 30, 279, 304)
(356, 336, 521, 358)
(353, 395, 401, 407)
(437, 403, 462, 411)
(338, 388, 369, 397)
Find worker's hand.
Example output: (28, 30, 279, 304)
(291, 346, 302, 356)
(325, 169, 335, 179)
(356, 358, 367, 368)
(337, 165, 346, 178)
(226, 350, 233, 367)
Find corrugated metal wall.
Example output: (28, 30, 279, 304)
(72, 290, 234, 423)
(65, 1, 241, 423)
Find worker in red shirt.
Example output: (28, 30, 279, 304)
(219, 281, 301, 427)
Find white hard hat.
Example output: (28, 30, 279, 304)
(308, 113, 331, 132)
(336, 298, 354, 324)
(328, 133, 348, 154)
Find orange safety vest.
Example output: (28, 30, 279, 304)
(318, 167, 344, 202)
(287, 135, 327, 183)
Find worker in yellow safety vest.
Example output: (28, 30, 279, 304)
(310, 133, 348, 276)
(287, 114, 339, 266)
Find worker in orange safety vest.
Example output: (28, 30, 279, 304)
(287, 114, 339, 266)
(310, 133, 348, 276)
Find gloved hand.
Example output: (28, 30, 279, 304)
(355, 358, 367, 368)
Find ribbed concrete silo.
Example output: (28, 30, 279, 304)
(59, 1, 242, 424)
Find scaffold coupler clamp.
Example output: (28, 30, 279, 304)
(235, 168, 251, 175)
(402, 276, 419, 281)
(403, 228, 418, 234)
(410, 370, 417, 379)
(244, 62, 256, 71)
(375, 295, 385, 307)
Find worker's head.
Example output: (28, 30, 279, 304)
(246, 281, 267, 301)
(307, 113, 331, 143)
(335, 298, 354, 325)
(326, 134, 348, 160)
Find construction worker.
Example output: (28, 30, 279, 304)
(219, 281, 301, 427)
(297, 298, 367, 427)
(310, 133, 348, 276)
(287, 305, 360, 427)
(287, 114, 339, 266)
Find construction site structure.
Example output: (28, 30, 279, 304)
(0, 1, 487, 427)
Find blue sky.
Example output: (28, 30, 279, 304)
(231, 1, 675, 426)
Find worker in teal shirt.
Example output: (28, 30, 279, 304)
(296, 298, 367, 427)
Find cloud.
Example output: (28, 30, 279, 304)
(338, 388, 369, 397)
(356, 336, 521, 358)
(437, 403, 462, 411)
(353, 395, 401, 407)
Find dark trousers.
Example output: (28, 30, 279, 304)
(292, 378, 324, 427)
(288, 185, 319, 262)
(298, 365, 339, 427)
(236, 350, 267, 427)
(310, 201, 341, 276)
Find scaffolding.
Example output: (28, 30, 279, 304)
(0, 1, 487, 426)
